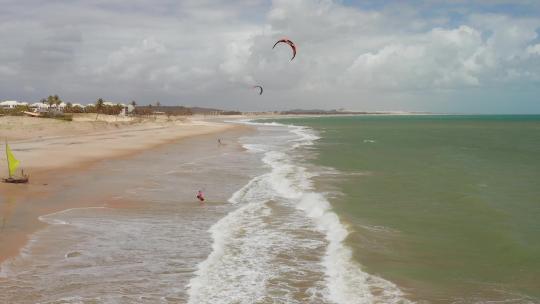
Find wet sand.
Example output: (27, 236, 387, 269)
(0, 119, 250, 264)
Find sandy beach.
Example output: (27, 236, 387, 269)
(0, 115, 246, 264)
(1, 114, 239, 174)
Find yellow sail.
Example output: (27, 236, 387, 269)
(6, 144, 20, 177)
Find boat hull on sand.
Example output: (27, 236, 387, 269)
(2, 176, 29, 184)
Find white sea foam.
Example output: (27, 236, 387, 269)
(38, 207, 108, 225)
(188, 120, 412, 304)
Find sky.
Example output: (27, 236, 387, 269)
(0, 0, 539, 113)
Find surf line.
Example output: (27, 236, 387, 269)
(188, 120, 412, 304)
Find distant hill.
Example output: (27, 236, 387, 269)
(135, 105, 193, 115)
(134, 105, 243, 115)
(188, 106, 223, 114)
(281, 109, 364, 115)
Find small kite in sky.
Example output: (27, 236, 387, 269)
(253, 85, 263, 95)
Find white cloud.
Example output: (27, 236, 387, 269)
(94, 38, 167, 80)
(343, 26, 487, 89)
(0, 0, 538, 112)
(527, 44, 540, 55)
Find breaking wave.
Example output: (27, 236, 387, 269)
(188, 121, 412, 304)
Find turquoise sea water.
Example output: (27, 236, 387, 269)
(272, 115, 540, 303)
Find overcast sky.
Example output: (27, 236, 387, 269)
(1, 0, 539, 113)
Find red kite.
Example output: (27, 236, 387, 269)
(273, 38, 296, 60)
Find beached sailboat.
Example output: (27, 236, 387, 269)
(2, 142, 29, 183)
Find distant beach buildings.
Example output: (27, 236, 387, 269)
(0, 100, 27, 108)
(1, 100, 262, 117)
(0, 100, 134, 115)
(29, 102, 49, 110)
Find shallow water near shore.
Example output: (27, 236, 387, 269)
(187, 121, 411, 304)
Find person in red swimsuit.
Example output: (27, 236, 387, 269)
(196, 190, 205, 202)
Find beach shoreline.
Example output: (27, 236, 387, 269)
(0, 116, 249, 264)
(1, 115, 245, 174)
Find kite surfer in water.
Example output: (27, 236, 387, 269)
(196, 190, 205, 202)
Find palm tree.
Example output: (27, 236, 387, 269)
(65, 102, 73, 113)
(55, 98, 62, 111)
(47, 96, 55, 108)
(95, 98, 104, 120)
(130, 101, 136, 114)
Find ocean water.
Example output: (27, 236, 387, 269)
(263, 115, 540, 303)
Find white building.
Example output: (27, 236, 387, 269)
(30, 102, 49, 109)
(29, 102, 50, 112)
(0, 100, 26, 108)
(120, 104, 135, 116)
